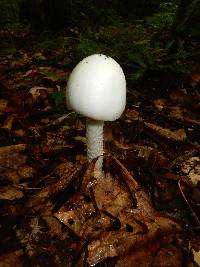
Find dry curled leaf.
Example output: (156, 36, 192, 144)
(192, 250, 200, 266)
(144, 122, 187, 142)
(55, 157, 181, 266)
(29, 86, 48, 101)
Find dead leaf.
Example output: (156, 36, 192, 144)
(0, 185, 24, 200)
(0, 144, 27, 155)
(29, 86, 48, 101)
(190, 240, 200, 266)
(191, 71, 200, 87)
(125, 109, 141, 121)
(117, 242, 182, 267)
(0, 250, 23, 267)
(55, 157, 181, 266)
(2, 114, 15, 130)
(0, 144, 33, 183)
(34, 52, 46, 61)
(193, 250, 200, 266)
(169, 106, 200, 127)
(73, 136, 87, 143)
(18, 165, 34, 179)
(38, 66, 67, 82)
(26, 162, 82, 212)
(76, 154, 87, 163)
(154, 98, 166, 111)
(11, 52, 32, 68)
(14, 129, 26, 138)
(144, 122, 187, 142)
(0, 98, 8, 115)
(181, 157, 200, 185)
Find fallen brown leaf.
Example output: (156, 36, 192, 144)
(55, 157, 181, 266)
(144, 122, 187, 142)
(0, 185, 24, 200)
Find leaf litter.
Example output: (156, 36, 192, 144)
(0, 47, 200, 266)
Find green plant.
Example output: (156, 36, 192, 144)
(146, 2, 178, 31)
(0, 0, 23, 26)
(52, 91, 65, 106)
(76, 36, 101, 58)
(33, 38, 57, 52)
(0, 45, 18, 56)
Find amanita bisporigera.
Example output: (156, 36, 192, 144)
(66, 54, 126, 170)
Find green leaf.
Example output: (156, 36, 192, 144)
(52, 91, 65, 106)
(129, 69, 145, 80)
(165, 40, 175, 49)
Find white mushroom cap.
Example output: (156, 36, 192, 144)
(66, 54, 126, 121)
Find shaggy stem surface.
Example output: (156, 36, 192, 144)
(86, 118, 104, 170)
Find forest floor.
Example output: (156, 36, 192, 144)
(0, 34, 200, 267)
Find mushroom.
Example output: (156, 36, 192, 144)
(66, 54, 126, 170)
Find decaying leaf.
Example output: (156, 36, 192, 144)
(0, 144, 34, 183)
(0, 144, 27, 155)
(38, 66, 67, 82)
(55, 157, 181, 266)
(124, 108, 141, 121)
(1, 33, 199, 267)
(2, 114, 15, 130)
(29, 86, 48, 101)
(153, 98, 166, 111)
(144, 122, 187, 142)
(0, 98, 8, 115)
(115, 241, 183, 267)
(0, 185, 24, 200)
(26, 161, 83, 213)
(0, 250, 23, 267)
(192, 249, 200, 266)
(168, 106, 200, 127)
(181, 157, 200, 184)
(191, 71, 200, 87)
(14, 129, 26, 138)
(15, 216, 84, 266)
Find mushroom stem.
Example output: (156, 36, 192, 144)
(86, 118, 104, 170)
